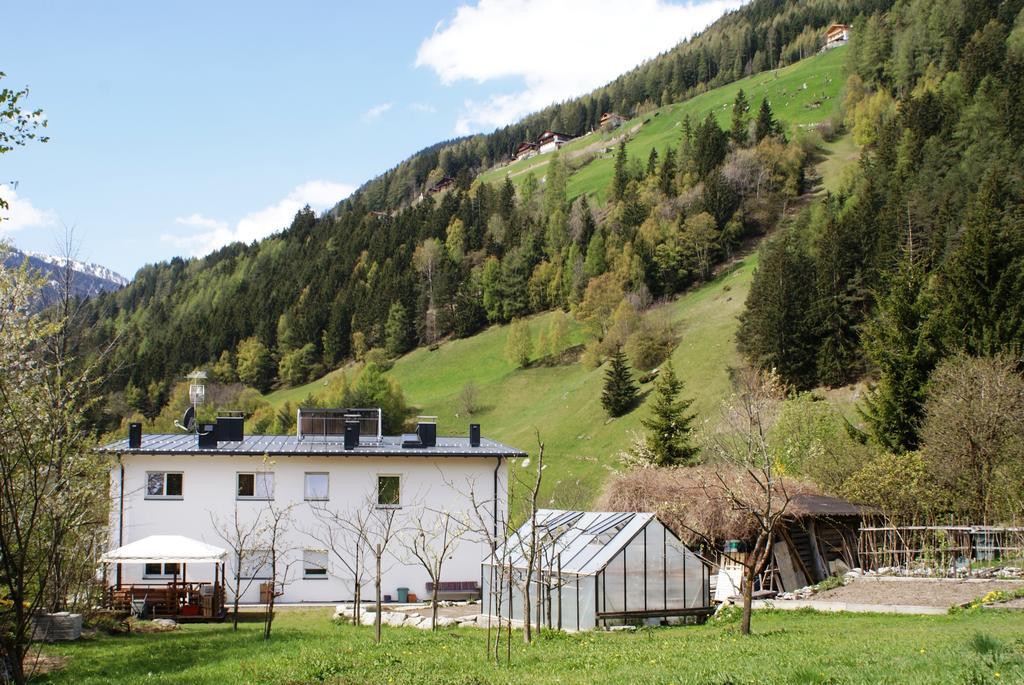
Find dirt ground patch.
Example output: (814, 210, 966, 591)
(813, 577, 1024, 608)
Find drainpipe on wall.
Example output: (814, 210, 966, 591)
(493, 456, 503, 538)
(116, 453, 125, 588)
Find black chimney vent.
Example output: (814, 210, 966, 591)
(128, 422, 142, 449)
(217, 415, 244, 442)
(417, 421, 436, 448)
(198, 423, 218, 449)
(344, 420, 360, 450)
(469, 423, 481, 447)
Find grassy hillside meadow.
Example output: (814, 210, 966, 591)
(477, 45, 849, 204)
(263, 47, 858, 510)
(266, 257, 756, 509)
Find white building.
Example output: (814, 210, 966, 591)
(537, 130, 574, 154)
(100, 410, 525, 605)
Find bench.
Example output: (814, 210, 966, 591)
(425, 581, 481, 601)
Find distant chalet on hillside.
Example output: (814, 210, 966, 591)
(512, 130, 575, 161)
(824, 23, 851, 50)
(537, 130, 573, 154)
(513, 141, 539, 161)
(428, 175, 455, 194)
(599, 112, 627, 129)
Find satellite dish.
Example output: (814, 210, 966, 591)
(180, 405, 196, 432)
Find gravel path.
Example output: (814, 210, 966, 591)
(812, 577, 1024, 607)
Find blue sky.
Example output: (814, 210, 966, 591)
(2, 0, 740, 278)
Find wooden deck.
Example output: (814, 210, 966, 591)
(108, 582, 226, 621)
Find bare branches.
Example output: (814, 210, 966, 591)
(304, 500, 373, 625)
(209, 506, 269, 631)
(397, 505, 471, 631)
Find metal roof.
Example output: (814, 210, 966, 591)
(97, 433, 527, 458)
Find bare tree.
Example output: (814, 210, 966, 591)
(261, 499, 295, 641)
(342, 492, 402, 644)
(398, 506, 470, 630)
(305, 501, 372, 625)
(448, 468, 511, 664)
(504, 434, 545, 644)
(210, 506, 269, 630)
(694, 366, 790, 635)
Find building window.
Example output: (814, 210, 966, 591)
(376, 475, 401, 508)
(303, 550, 328, 579)
(143, 562, 180, 578)
(237, 472, 274, 500)
(145, 472, 183, 499)
(237, 550, 271, 580)
(304, 473, 329, 501)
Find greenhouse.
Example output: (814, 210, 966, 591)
(482, 509, 712, 631)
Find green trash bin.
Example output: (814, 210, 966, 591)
(396, 587, 409, 603)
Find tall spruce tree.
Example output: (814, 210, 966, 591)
(384, 301, 412, 357)
(860, 249, 939, 453)
(641, 362, 699, 466)
(612, 140, 629, 201)
(602, 346, 639, 417)
(731, 88, 751, 144)
(646, 147, 659, 176)
(659, 147, 678, 197)
(737, 232, 818, 388)
(693, 113, 728, 179)
(938, 169, 1024, 357)
(754, 98, 780, 142)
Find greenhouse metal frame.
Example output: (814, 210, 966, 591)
(482, 509, 712, 631)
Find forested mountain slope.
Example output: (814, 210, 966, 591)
(78, 1, 883, 430)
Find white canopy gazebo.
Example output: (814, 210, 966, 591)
(102, 535, 228, 620)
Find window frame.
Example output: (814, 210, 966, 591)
(303, 472, 330, 502)
(143, 562, 181, 578)
(236, 549, 272, 580)
(302, 549, 329, 580)
(236, 471, 274, 501)
(376, 474, 402, 509)
(144, 471, 184, 500)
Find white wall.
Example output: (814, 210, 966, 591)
(110, 452, 508, 604)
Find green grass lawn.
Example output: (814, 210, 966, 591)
(478, 46, 849, 204)
(38, 608, 1024, 684)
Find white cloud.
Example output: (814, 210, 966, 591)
(362, 102, 393, 122)
(0, 184, 59, 234)
(416, 0, 744, 134)
(174, 213, 227, 232)
(410, 102, 437, 114)
(166, 180, 356, 257)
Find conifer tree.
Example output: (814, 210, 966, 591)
(737, 233, 818, 388)
(641, 362, 698, 466)
(583, 230, 606, 279)
(659, 147, 677, 197)
(384, 301, 412, 357)
(860, 250, 939, 453)
(755, 98, 780, 142)
(602, 346, 639, 417)
(938, 169, 1024, 357)
(612, 140, 629, 201)
(646, 147, 659, 176)
(693, 113, 728, 178)
(730, 88, 751, 144)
